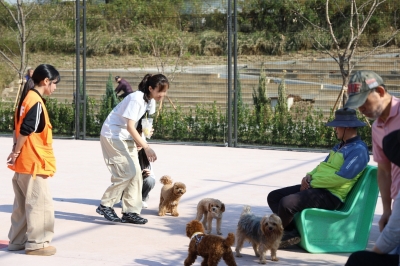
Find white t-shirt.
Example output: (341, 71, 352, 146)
(100, 91, 155, 140)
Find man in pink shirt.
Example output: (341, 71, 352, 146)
(345, 70, 400, 232)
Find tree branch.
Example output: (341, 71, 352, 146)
(326, 0, 340, 52)
(0, 51, 19, 72)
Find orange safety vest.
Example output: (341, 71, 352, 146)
(8, 90, 56, 178)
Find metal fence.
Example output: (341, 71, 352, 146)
(1, 0, 399, 145)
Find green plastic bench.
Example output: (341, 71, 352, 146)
(293, 165, 379, 253)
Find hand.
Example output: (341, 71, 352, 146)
(144, 147, 157, 162)
(142, 169, 150, 178)
(378, 211, 391, 232)
(136, 144, 143, 151)
(7, 152, 19, 166)
(149, 128, 154, 137)
(300, 175, 311, 191)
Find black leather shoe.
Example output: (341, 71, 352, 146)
(121, 213, 148, 224)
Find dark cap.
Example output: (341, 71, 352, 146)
(325, 108, 366, 127)
(344, 70, 384, 109)
(115, 76, 120, 81)
(383, 129, 400, 167)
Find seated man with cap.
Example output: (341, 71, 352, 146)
(346, 129, 400, 266)
(114, 76, 133, 99)
(267, 108, 370, 249)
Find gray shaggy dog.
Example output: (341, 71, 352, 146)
(235, 206, 283, 264)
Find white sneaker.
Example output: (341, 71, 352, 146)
(142, 201, 148, 209)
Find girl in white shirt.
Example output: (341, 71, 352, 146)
(96, 74, 169, 224)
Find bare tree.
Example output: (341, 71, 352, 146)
(136, 25, 190, 115)
(293, 0, 399, 111)
(0, 0, 35, 108)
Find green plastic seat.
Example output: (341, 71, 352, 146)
(293, 165, 379, 253)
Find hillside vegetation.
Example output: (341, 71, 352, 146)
(0, 0, 399, 88)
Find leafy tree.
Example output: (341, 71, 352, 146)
(276, 75, 288, 114)
(96, 73, 119, 126)
(252, 64, 271, 124)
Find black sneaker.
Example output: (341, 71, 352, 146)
(121, 213, 148, 224)
(279, 229, 301, 249)
(96, 204, 121, 222)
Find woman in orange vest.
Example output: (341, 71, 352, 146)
(7, 64, 60, 256)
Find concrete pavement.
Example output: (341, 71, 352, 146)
(0, 137, 381, 266)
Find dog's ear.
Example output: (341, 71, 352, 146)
(208, 203, 212, 212)
(221, 203, 225, 212)
(186, 222, 192, 237)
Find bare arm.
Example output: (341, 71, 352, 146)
(126, 119, 157, 162)
(377, 162, 392, 232)
(371, 246, 384, 254)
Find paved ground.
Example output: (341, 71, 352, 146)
(0, 137, 381, 266)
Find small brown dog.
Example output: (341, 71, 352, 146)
(158, 175, 186, 216)
(195, 198, 225, 235)
(235, 206, 283, 264)
(184, 220, 237, 266)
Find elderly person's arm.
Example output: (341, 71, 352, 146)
(372, 192, 400, 254)
(115, 82, 123, 94)
(377, 162, 393, 232)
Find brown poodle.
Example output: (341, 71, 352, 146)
(184, 220, 237, 266)
(195, 198, 225, 235)
(235, 206, 284, 264)
(158, 175, 186, 216)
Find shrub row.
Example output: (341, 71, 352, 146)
(0, 98, 372, 149)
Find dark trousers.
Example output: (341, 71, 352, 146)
(267, 185, 342, 230)
(142, 176, 155, 202)
(345, 251, 399, 266)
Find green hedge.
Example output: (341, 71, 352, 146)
(0, 98, 372, 149)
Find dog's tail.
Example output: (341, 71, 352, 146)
(160, 175, 173, 185)
(224, 233, 235, 247)
(240, 205, 252, 217)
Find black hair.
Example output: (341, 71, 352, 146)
(138, 149, 150, 171)
(16, 64, 60, 122)
(136, 113, 150, 170)
(138, 74, 169, 103)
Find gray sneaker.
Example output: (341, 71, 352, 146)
(96, 204, 121, 222)
(279, 229, 301, 249)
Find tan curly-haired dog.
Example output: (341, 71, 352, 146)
(158, 175, 186, 216)
(196, 198, 225, 235)
(235, 206, 283, 264)
(184, 220, 237, 266)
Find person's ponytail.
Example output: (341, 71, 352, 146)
(16, 79, 34, 123)
(138, 73, 169, 102)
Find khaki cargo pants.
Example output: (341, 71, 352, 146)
(100, 136, 142, 214)
(8, 173, 54, 251)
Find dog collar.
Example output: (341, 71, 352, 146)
(191, 232, 203, 240)
(191, 232, 204, 246)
